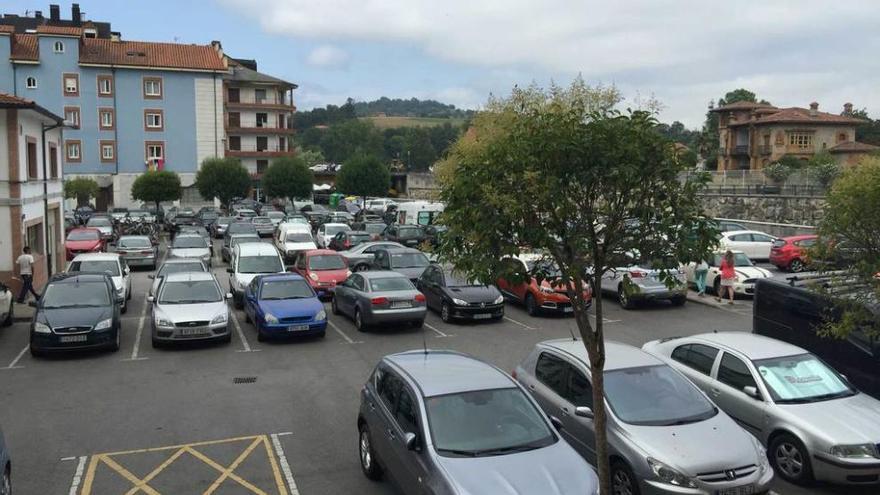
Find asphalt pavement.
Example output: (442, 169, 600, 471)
(0, 242, 861, 494)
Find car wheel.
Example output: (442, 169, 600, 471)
(256, 327, 266, 342)
(770, 433, 813, 485)
(671, 295, 687, 307)
(412, 319, 424, 329)
(121, 299, 128, 314)
(713, 278, 721, 296)
(110, 328, 120, 352)
(2, 299, 12, 327)
(618, 285, 634, 310)
(317, 329, 326, 339)
(789, 259, 805, 273)
(354, 308, 367, 332)
(244, 310, 251, 324)
(359, 424, 383, 481)
(29, 346, 42, 358)
(234, 293, 244, 310)
(611, 460, 640, 495)
(126, 287, 132, 301)
(151, 336, 162, 349)
(331, 296, 341, 315)
(222, 332, 232, 344)
(440, 302, 451, 322)
(2, 463, 10, 495)
(525, 293, 538, 316)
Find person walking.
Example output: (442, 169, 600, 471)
(717, 250, 736, 304)
(694, 258, 709, 297)
(16, 246, 39, 303)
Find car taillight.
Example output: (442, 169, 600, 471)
(629, 271, 646, 278)
(414, 293, 426, 303)
(511, 369, 517, 379)
(371, 297, 388, 306)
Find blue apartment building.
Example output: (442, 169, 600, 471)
(0, 20, 226, 208)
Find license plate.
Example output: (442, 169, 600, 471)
(391, 301, 412, 309)
(179, 328, 208, 336)
(288, 325, 310, 332)
(473, 313, 492, 320)
(59, 335, 88, 343)
(717, 485, 754, 495)
(563, 307, 573, 313)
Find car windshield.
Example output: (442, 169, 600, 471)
(172, 237, 207, 249)
(217, 217, 232, 225)
(159, 280, 221, 304)
(349, 234, 371, 245)
(713, 253, 753, 267)
(158, 262, 205, 277)
(42, 281, 110, 308)
(309, 255, 346, 270)
(426, 388, 555, 457)
(69, 260, 120, 276)
(236, 210, 256, 217)
(68, 230, 100, 241)
(398, 227, 423, 239)
(201, 212, 218, 220)
(445, 271, 481, 287)
(267, 212, 285, 219)
(288, 217, 308, 224)
(118, 238, 151, 249)
(391, 252, 429, 268)
(369, 277, 413, 291)
(228, 223, 257, 234)
(604, 365, 717, 426)
(286, 233, 313, 243)
(252, 217, 272, 224)
(231, 236, 261, 248)
(526, 260, 561, 278)
(754, 353, 856, 404)
(325, 225, 350, 236)
(261, 279, 314, 300)
(87, 218, 111, 227)
(239, 255, 283, 274)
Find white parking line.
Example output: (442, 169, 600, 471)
(2, 345, 28, 370)
(588, 314, 621, 323)
(230, 311, 257, 352)
(326, 320, 363, 344)
(66, 456, 88, 495)
(504, 316, 536, 330)
(270, 433, 301, 495)
(423, 322, 453, 338)
(125, 297, 149, 361)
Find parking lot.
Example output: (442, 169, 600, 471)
(0, 238, 867, 494)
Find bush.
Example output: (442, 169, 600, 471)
(64, 177, 100, 206)
(808, 161, 841, 188)
(764, 162, 792, 184)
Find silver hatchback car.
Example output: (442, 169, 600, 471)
(516, 339, 773, 495)
(148, 272, 231, 347)
(332, 271, 426, 331)
(358, 350, 599, 495)
(644, 332, 880, 487)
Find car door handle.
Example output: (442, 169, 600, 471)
(527, 384, 535, 391)
(368, 401, 376, 411)
(710, 388, 721, 397)
(561, 407, 571, 417)
(386, 428, 396, 440)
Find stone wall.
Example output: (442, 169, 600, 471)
(698, 193, 825, 236)
(405, 172, 440, 200)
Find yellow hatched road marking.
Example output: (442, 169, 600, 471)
(99, 455, 162, 495)
(201, 437, 263, 495)
(184, 445, 269, 495)
(122, 447, 188, 495)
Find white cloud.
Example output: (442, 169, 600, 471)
(305, 45, 350, 69)
(225, 0, 880, 127)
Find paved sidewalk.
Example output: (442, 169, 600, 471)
(11, 301, 35, 323)
(686, 290, 754, 316)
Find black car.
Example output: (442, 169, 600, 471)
(29, 272, 122, 356)
(301, 204, 330, 229)
(328, 231, 372, 251)
(416, 264, 504, 322)
(223, 221, 259, 252)
(382, 224, 426, 248)
(198, 210, 220, 228)
(754, 276, 880, 399)
(423, 224, 448, 247)
(370, 247, 431, 283)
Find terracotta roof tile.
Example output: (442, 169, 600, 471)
(35, 25, 83, 36)
(79, 38, 226, 71)
(10, 34, 38, 61)
(828, 141, 880, 153)
(0, 25, 14, 34)
(748, 107, 866, 126)
(711, 101, 775, 112)
(0, 92, 34, 105)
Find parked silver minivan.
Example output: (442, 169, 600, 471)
(515, 339, 773, 495)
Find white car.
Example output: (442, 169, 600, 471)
(316, 222, 351, 249)
(684, 251, 772, 296)
(719, 230, 777, 261)
(364, 198, 396, 213)
(226, 242, 285, 308)
(598, 254, 688, 309)
(0, 281, 13, 327)
(66, 252, 132, 313)
(275, 224, 317, 260)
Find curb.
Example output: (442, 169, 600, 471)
(686, 293, 741, 310)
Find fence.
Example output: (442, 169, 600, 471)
(714, 217, 816, 237)
(680, 169, 819, 187)
(699, 184, 827, 197)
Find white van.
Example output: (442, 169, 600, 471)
(395, 201, 445, 226)
(276, 223, 317, 260)
(227, 243, 285, 308)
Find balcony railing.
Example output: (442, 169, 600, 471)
(225, 125, 295, 135)
(758, 145, 773, 155)
(225, 96, 294, 108)
(227, 143, 289, 152)
(732, 144, 750, 155)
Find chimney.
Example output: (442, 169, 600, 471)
(71, 3, 81, 23)
(844, 102, 853, 115)
(50, 4, 60, 21)
(110, 31, 121, 42)
(34, 10, 43, 19)
(809, 102, 819, 116)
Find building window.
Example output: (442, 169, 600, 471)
(100, 141, 116, 162)
(64, 106, 80, 128)
(256, 113, 268, 128)
(255, 89, 267, 103)
(228, 112, 240, 128)
(25, 76, 37, 89)
(143, 77, 163, 99)
(63, 73, 79, 96)
(53, 41, 64, 53)
(27, 139, 38, 179)
(257, 160, 269, 174)
(27, 223, 44, 255)
(49, 144, 58, 178)
(99, 108, 114, 130)
(145, 141, 165, 161)
(256, 136, 268, 152)
(228, 136, 241, 151)
(144, 109, 164, 131)
(97, 75, 113, 96)
(838, 132, 848, 143)
(65, 140, 82, 162)
(279, 137, 286, 151)
(227, 87, 240, 103)
(788, 132, 814, 151)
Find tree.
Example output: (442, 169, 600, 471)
(436, 81, 715, 494)
(262, 156, 314, 204)
(806, 151, 840, 188)
(297, 148, 326, 167)
(763, 161, 793, 184)
(131, 171, 181, 213)
(63, 177, 100, 207)
(336, 155, 391, 199)
(403, 128, 437, 170)
(195, 157, 251, 210)
(850, 109, 880, 146)
(698, 89, 765, 169)
(318, 119, 384, 163)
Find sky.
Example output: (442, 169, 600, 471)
(10, 1, 880, 128)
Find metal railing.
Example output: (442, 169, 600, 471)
(227, 144, 290, 152)
(681, 169, 820, 186)
(699, 184, 826, 196)
(226, 96, 292, 106)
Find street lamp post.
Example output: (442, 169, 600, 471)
(41, 120, 71, 277)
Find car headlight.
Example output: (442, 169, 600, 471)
(493, 295, 504, 305)
(94, 318, 113, 330)
(309, 272, 319, 281)
(315, 309, 327, 321)
(830, 444, 879, 459)
(34, 322, 52, 334)
(647, 458, 697, 488)
(265, 313, 279, 324)
(539, 286, 555, 294)
(210, 312, 227, 325)
(155, 315, 174, 328)
(451, 298, 468, 306)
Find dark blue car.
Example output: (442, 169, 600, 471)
(243, 273, 327, 341)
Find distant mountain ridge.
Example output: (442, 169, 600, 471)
(352, 97, 474, 119)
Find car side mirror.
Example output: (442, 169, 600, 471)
(404, 432, 419, 451)
(574, 406, 594, 419)
(124, 267, 130, 274)
(742, 386, 761, 400)
(226, 293, 233, 300)
(28, 300, 38, 308)
(147, 296, 155, 303)
(549, 416, 563, 431)
(226, 267, 234, 274)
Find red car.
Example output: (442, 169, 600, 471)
(769, 234, 818, 272)
(495, 255, 592, 316)
(290, 249, 351, 298)
(65, 228, 105, 261)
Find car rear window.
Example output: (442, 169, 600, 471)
(68, 230, 100, 241)
(118, 238, 151, 248)
(69, 260, 120, 276)
(308, 255, 346, 270)
(158, 262, 206, 277)
(172, 237, 207, 249)
(369, 277, 413, 292)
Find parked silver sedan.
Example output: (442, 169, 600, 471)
(331, 271, 426, 331)
(113, 235, 158, 269)
(643, 332, 880, 487)
(168, 234, 212, 268)
(148, 272, 231, 347)
(599, 255, 687, 309)
(148, 258, 209, 297)
(516, 339, 773, 495)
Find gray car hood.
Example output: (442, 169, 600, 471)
(620, 411, 757, 475)
(777, 393, 880, 444)
(171, 248, 210, 258)
(155, 301, 226, 322)
(436, 440, 597, 495)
